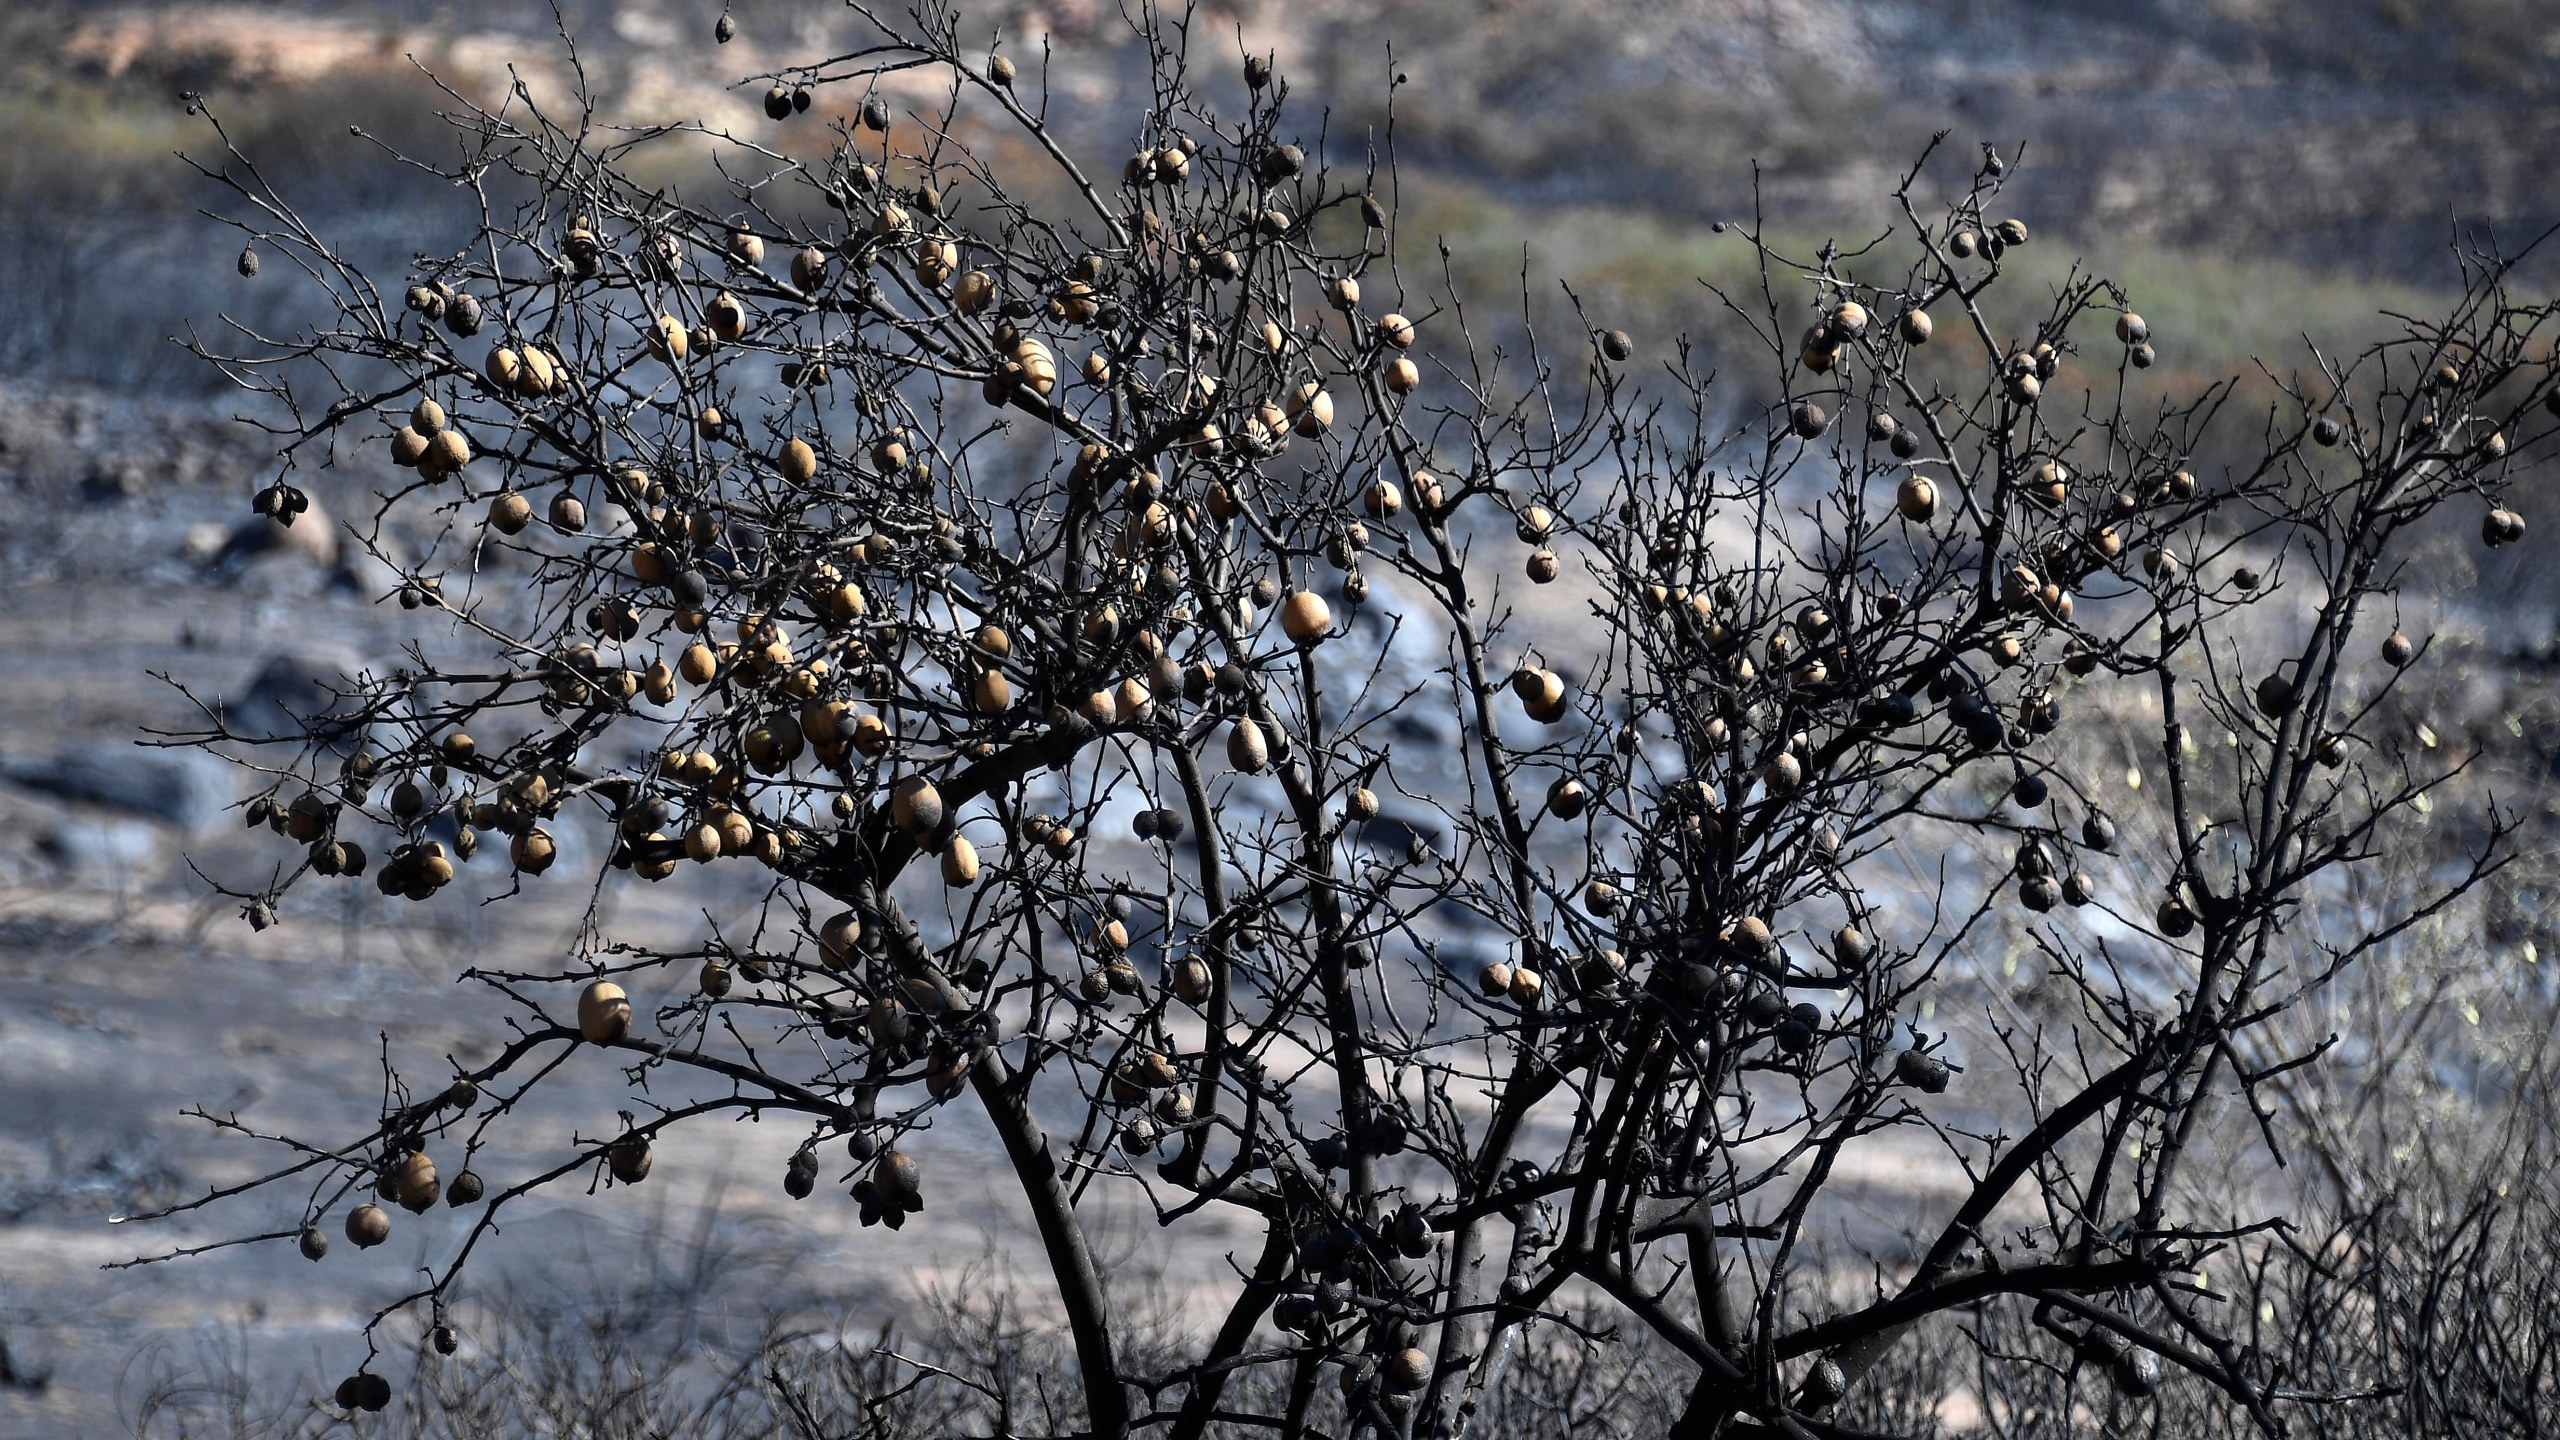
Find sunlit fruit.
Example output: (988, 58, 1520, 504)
(779, 437, 817, 483)
(942, 836, 981, 887)
(389, 1151, 438, 1213)
(1280, 590, 1331, 644)
(345, 1203, 391, 1248)
(578, 980, 631, 1042)
(1228, 718, 1269, 773)
(488, 491, 532, 534)
(646, 314, 688, 363)
(891, 776, 945, 834)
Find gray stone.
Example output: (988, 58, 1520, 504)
(219, 653, 368, 745)
(213, 494, 339, 569)
(5, 744, 235, 831)
(36, 817, 162, 874)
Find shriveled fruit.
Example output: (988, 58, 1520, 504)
(577, 980, 631, 1042)
(1171, 956, 1213, 1004)
(1831, 925, 1871, 969)
(488, 491, 532, 534)
(779, 437, 818, 484)
(891, 776, 945, 833)
(521, 345, 560, 395)
(1763, 752, 1803, 794)
(646, 314, 688, 363)
(427, 428, 471, 474)
(390, 1151, 439, 1213)
(1547, 776, 1588, 818)
(2157, 897, 2197, 938)
(1507, 667, 1566, 726)
(1227, 717, 1270, 773)
(345, 1203, 391, 1248)
(1284, 381, 1333, 435)
(2254, 673, 2295, 716)
(511, 827, 556, 875)
(819, 910, 862, 967)
(1280, 590, 1331, 644)
(607, 1133, 653, 1184)
(390, 426, 430, 468)
(1895, 1049, 1950, 1092)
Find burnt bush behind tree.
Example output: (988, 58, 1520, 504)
(128, 2, 2560, 1435)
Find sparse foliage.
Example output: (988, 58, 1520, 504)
(137, 4, 2560, 1436)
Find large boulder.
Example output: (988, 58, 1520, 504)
(212, 495, 339, 570)
(4, 743, 235, 831)
(38, 816, 163, 874)
(218, 652, 369, 746)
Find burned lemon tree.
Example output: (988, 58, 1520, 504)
(141, 3, 2549, 1435)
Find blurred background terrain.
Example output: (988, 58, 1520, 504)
(5, 1, 2560, 1434)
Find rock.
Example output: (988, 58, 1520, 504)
(82, 456, 147, 504)
(214, 495, 339, 570)
(1356, 814, 1441, 861)
(334, 539, 408, 601)
(179, 523, 230, 565)
(219, 653, 368, 746)
(4, 744, 235, 831)
(37, 817, 162, 874)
